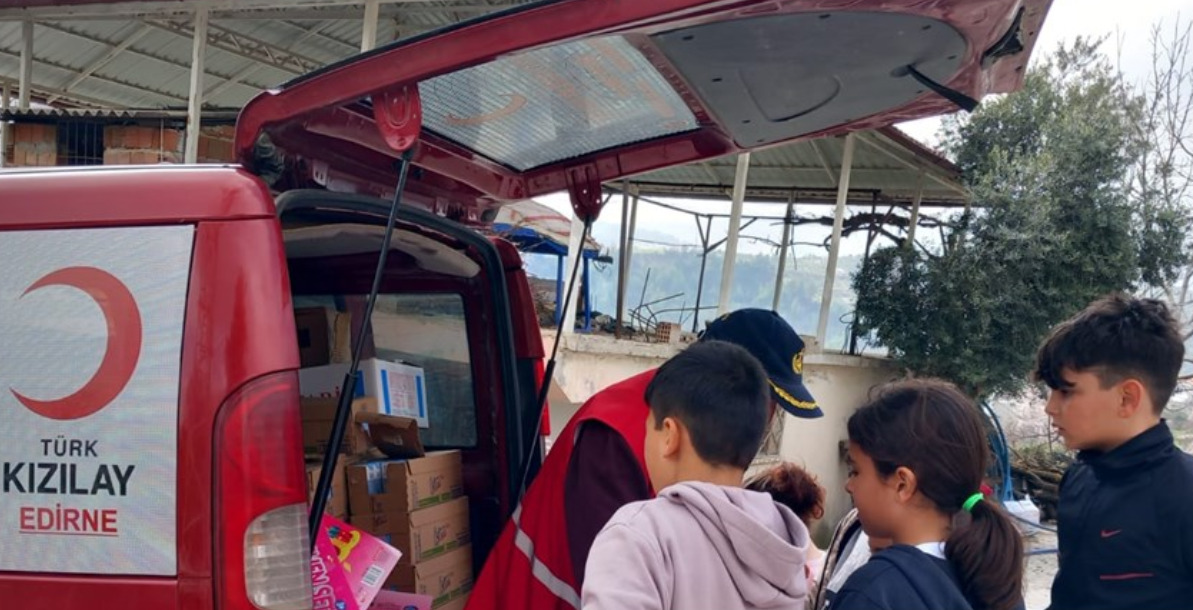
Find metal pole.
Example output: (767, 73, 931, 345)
(906, 170, 925, 247)
(717, 152, 750, 315)
(554, 255, 564, 326)
(615, 182, 630, 338)
(360, 0, 380, 52)
(772, 192, 796, 311)
(625, 188, 640, 279)
(561, 212, 585, 335)
(1, 84, 8, 168)
(816, 133, 856, 348)
(19, 21, 33, 110)
(691, 215, 712, 332)
(184, 9, 208, 164)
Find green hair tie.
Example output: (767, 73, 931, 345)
(962, 492, 984, 513)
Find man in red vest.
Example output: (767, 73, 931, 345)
(467, 308, 821, 610)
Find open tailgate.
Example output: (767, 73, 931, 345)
(235, 0, 1052, 220)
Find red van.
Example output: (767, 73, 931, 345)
(0, 1, 1049, 608)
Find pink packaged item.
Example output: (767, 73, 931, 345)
(369, 590, 434, 610)
(311, 513, 403, 610)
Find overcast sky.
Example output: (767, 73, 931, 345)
(538, 0, 1190, 259)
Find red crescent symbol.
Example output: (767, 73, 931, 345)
(10, 267, 142, 420)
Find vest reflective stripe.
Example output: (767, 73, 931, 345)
(466, 370, 656, 610)
(512, 505, 581, 609)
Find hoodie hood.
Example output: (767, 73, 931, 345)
(659, 481, 810, 606)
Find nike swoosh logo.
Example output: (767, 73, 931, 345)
(1101, 529, 1122, 538)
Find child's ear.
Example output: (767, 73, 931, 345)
(891, 466, 918, 503)
(661, 416, 682, 459)
(1118, 379, 1148, 418)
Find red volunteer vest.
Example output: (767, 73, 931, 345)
(465, 370, 655, 610)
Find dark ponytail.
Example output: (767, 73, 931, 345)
(947, 498, 1024, 610)
(847, 379, 1024, 610)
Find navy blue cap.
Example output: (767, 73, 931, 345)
(698, 308, 822, 418)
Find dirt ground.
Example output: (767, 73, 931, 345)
(1023, 526, 1059, 610)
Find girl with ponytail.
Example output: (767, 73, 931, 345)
(831, 379, 1024, 610)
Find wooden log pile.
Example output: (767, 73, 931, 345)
(1010, 447, 1073, 522)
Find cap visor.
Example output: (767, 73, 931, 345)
(769, 378, 822, 418)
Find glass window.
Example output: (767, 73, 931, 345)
(418, 36, 699, 170)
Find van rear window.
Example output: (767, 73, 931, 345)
(294, 293, 477, 448)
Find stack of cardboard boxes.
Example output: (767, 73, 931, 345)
(347, 452, 473, 610)
(297, 306, 473, 610)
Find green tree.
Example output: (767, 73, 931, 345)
(852, 38, 1188, 398)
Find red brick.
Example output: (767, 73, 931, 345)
(14, 123, 51, 146)
(103, 126, 122, 149)
(128, 150, 158, 165)
(103, 149, 131, 165)
(161, 128, 183, 153)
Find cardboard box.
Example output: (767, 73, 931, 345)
(301, 397, 377, 456)
(306, 459, 349, 518)
(351, 497, 470, 564)
(347, 451, 463, 516)
(358, 411, 425, 460)
(299, 359, 430, 427)
(385, 546, 473, 609)
(295, 307, 332, 367)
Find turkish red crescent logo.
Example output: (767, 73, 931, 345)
(10, 267, 142, 420)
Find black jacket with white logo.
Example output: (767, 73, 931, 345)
(1050, 421, 1193, 610)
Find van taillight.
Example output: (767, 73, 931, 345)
(215, 372, 312, 610)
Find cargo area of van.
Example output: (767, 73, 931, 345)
(279, 190, 548, 609)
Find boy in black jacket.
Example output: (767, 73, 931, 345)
(1035, 294, 1193, 610)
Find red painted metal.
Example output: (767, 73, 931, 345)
(235, 0, 1050, 215)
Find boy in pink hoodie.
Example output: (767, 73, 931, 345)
(581, 340, 811, 610)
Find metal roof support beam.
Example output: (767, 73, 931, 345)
(615, 181, 631, 339)
(0, 1, 500, 20)
(41, 23, 276, 97)
(0, 46, 184, 102)
(906, 170, 925, 246)
(205, 21, 334, 99)
(185, 8, 209, 164)
(0, 75, 121, 108)
(46, 24, 154, 105)
(361, 0, 380, 51)
(810, 138, 838, 185)
(717, 152, 751, 316)
(772, 192, 796, 312)
(817, 132, 856, 349)
(561, 211, 585, 336)
(19, 20, 32, 110)
(857, 131, 967, 198)
(625, 187, 640, 290)
(145, 19, 322, 75)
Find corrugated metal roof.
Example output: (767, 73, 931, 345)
(1, 106, 238, 122)
(0, 1, 964, 208)
(0, 1, 531, 109)
(629, 127, 967, 207)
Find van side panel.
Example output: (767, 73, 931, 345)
(178, 218, 300, 581)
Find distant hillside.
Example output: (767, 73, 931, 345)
(523, 246, 865, 350)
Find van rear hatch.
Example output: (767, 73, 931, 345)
(236, 0, 1050, 220)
